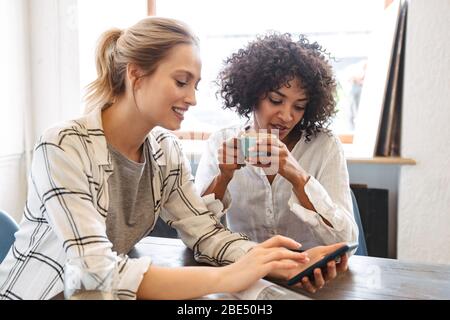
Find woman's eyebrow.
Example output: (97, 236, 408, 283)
(272, 90, 286, 97)
(272, 90, 308, 101)
(174, 69, 201, 81)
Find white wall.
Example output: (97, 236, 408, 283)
(78, 0, 146, 102)
(0, 0, 80, 222)
(29, 0, 80, 143)
(398, 0, 450, 265)
(0, 0, 30, 222)
(0, 155, 28, 222)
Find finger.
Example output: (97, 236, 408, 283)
(251, 154, 280, 164)
(218, 153, 235, 165)
(292, 282, 304, 289)
(219, 144, 229, 164)
(301, 276, 316, 293)
(225, 137, 239, 148)
(232, 137, 239, 150)
(325, 260, 337, 281)
(264, 260, 301, 276)
(257, 137, 277, 146)
(336, 253, 349, 272)
(249, 157, 272, 167)
(313, 268, 325, 289)
(263, 247, 309, 264)
(326, 242, 347, 252)
(248, 148, 280, 159)
(259, 235, 302, 250)
(219, 147, 239, 165)
(225, 154, 238, 165)
(251, 140, 281, 153)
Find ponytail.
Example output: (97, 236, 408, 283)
(84, 28, 124, 114)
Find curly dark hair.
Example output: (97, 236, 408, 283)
(216, 33, 337, 142)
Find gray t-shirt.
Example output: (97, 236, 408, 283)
(106, 140, 155, 254)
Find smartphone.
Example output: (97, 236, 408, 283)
(287, 242, 358, 286)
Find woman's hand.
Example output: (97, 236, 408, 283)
(218, 235, 310, 293)
(267, 242, 350, 293)
(296, 253, 349, 293)
(217, 137, 244, 179)
(202, 137, 245, 200)
(248, 136, 308, 183)
(293, 243, 349, 293)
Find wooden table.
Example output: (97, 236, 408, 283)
(129, 237, 450, 300)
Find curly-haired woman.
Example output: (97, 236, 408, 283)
(195, 33, 358, 291)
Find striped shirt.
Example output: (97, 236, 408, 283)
(0, 108, 256, 300)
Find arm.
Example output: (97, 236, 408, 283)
(286, 142, 358, 244)
(289, 170, 333, 228)
(137, 236, 309, 299)
(196, 134, 242, 201)
(137, 265, 222, 300)
(251, 137, 332, 225)
(201, 171, 234, 201)
(162, 139, 253, 264)
(252, 136, 357, 244)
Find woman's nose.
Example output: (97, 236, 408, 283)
(278, 105, 294, 122)
(185, 89, 197, 106)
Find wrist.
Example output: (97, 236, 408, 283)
(289, 170, 310, 189)
(218, 169, 234, 182)
(215, 265, 233, 293)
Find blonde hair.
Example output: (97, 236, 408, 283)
(84, 17, 198, 113)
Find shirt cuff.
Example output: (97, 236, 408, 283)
(225, 239, 259, 262)
(201, 190, 232, 219)
(288, 176, 344, 231)
(115, 256, 152, 300)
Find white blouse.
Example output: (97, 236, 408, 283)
(195, 124, 358, 250)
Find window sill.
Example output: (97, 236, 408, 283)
(346, 157, 416, 165)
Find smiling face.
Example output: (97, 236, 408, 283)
(132, 43, 202, 131)
(253, 77, 308, 143)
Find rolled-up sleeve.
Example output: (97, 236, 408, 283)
(287, 142, 358, 246)
(200, 192, 232, 220)
(161, 139, 257, 266)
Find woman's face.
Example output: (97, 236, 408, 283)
(253, 78, 308, 142)
(133, 43, 201, 131)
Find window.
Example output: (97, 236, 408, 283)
(78, 0, 147, 112)
(157, 0, 385, 143)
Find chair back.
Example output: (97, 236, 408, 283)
(350, 190, 368, 256)
(0, 209, 19, 263)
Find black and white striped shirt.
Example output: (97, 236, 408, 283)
(0, 108, 256, 300)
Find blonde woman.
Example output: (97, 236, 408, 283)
(0, 18, 312, 300)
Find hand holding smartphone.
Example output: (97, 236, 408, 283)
(287, 243, 358, 286)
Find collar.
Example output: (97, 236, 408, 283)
(84, 107, 167, 168)
(84, 107, 109, 166)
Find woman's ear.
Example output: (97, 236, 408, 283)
(126, 63, 144, 91)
